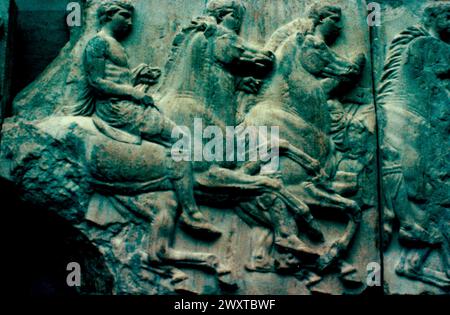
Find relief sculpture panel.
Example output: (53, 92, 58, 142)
(374, 0, 449, 294)
(0, 0, 447, 296)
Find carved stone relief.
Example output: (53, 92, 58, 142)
(374, 0, 450, 294)
(0, 0, 447, 295)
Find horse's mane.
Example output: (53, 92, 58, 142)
(377, 25, 429, 106)
(265, 18, 314, 54)
(378, 26, 429, 247)
(255, 19, 314, 104)
(157, 16, 218, 95)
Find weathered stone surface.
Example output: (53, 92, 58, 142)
(8, 0, 450, 296)
(374, 1, 449, 294)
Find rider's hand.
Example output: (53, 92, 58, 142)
(239, 50, 274, 69)
(132, 89, 155, 107)
(137, 66, 162, 85)
(142, 94, 161, 111)
(238, 77, 262, 94)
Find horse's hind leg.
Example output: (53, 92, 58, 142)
(170, 159, 222, 238)
(147, 198, 177, 263)
(148, 200, 222, 272)
(147, 197, 235, 290)
(276, 188, 324, 242)
(396, 247, 450, 289)
(246, 227, 274, 272)
(317, 218, 359, 271)
(269, 196, 321, 259)
(301, 182, 361, 270)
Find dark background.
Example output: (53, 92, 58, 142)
(3, 0, 104, 296)
(11, 0, 71, 109)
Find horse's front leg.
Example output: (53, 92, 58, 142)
(303, 182, 360, 216)
(278, 140, 322, 175)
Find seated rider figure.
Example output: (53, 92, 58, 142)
(66, 0, 221, 237)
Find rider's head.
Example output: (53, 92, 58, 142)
(423, 2, 450, 43)
(206, 0, 246, 33)
(308, 4, 342, 45)
(98, 0, 135, 39)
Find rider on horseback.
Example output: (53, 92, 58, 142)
(67, 0, 221, 237)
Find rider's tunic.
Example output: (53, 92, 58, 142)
(78, 34, 166, 139)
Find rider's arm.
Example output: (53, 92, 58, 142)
(214, 33, 274, 73)
(300, 35, 359, 77)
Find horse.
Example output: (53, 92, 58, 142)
(378, 25, 450, 290)
(153, 14, 362, 274)
(241, 26, 363, 272)
(0, 115, 247, 290)
(0, 16, 329, 291)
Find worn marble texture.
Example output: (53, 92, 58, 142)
(374, 0, 450, 295)
(0, 0, 447, 295)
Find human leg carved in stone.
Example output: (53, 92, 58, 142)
(67, 0, 219, 237)
(0, 0, 384, 294)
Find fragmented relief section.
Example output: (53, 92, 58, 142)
(1, 0, 379, 294)
(374, 0, 450, 294)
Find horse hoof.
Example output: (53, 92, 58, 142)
(398, 223, 443, 247)
(218, 272, 239, 292)
(339, 262, 363, 288)
(245, 257, 274, 273)
(317, 242, 343, 270)
(257, 176, 282, 190)
(180, 214, 222, 239)
(274, 235, 320, 260)
(295, 269, 323, 288)
(304, 220, 325, 243)
(170, 269, 189, 284)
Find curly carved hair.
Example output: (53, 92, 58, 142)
(422, 1, 450, 29)
(308, 4, 341, 27)
(206, 0, 246, 22)
(97, 0, 134, 25)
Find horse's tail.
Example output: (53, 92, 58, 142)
(377, 26, 429, 106)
